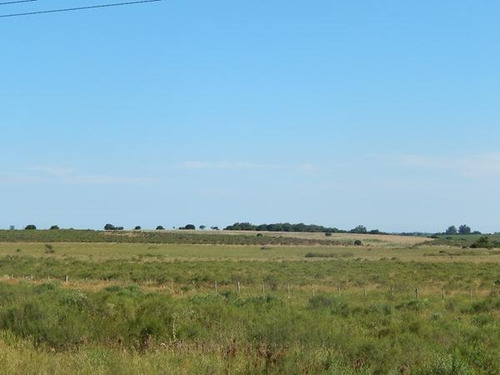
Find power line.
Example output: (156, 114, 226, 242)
(0, 0, 161, 18)
(0, 0, 37, 5)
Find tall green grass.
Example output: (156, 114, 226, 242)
(0, 255, 498, 292)
(0, 282, 498, 374)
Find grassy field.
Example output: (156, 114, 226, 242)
(0, 230, 498, 374)
(0, 229, 354, 246)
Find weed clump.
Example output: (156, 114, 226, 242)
(44, 244, 55, 254)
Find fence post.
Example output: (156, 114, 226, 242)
(415, 288, 419, 300)
(237, 281, 241, 297)
(65, 275, 69, 283)
(215, 281, 218, 294)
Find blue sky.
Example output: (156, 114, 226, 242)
(1, 0, 499, 232)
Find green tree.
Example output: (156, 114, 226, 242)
(25, 225, 37, 230)
(445, 226, 458, 235)
(350, 225, 367, 234)
(458, 225, 471, 235)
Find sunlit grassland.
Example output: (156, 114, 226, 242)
(0, 282, 498, 375)
(0, 241, 498, 263)
(0, 231, 498, 374)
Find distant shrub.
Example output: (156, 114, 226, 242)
(305, 252, 353, 258)
(309, 295, 350, 316)
(416, 355, 473, 375)
(431, 312, 442, 320)
(325, 231, 333, 237)
(49, 225, 60, 230)
(470, 236, 492, 249)
(354, 240, 363, 246)
(156, 226, 165, 230)
(104, 224, 123, 231)
(396, 299, 428, 312)
(469, 298, 500, 313)
(105, 285, 122, 293)
(25, 225, 37, 230)
(134, 226, 141, 230)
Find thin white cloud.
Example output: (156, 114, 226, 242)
(175, 154, 500, 182)
(385, 153, 500, 178)
(296, 163, 320, 174)
(174, 161, 346, 178)
(63, 174, 150, 185)
(175, 161, 283, 170)
(0, 173, 43, 185)
(0, 166, 152, 185)
(27, 166, 74, 178)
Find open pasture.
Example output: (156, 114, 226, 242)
(0, 231, 498, 374)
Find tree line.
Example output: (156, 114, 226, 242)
(16, 222, 384, 234)
(443, 225, 481, 235)
(12, 223, 488, 237)
(223, 222, 385, 234)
